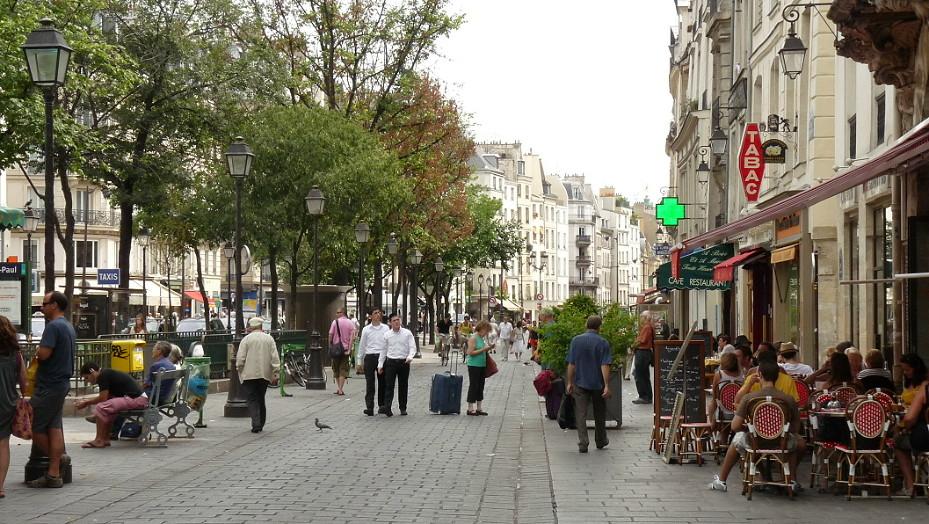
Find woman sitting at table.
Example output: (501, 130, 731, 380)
(893, 377, 929, 495)
(857, 349, 896, 393)
(708, 352, 742, 445)
(813, 352, 862, 445)
(900, 353, 928, 408)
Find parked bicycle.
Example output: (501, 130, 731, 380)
(281, 344, 311, 390)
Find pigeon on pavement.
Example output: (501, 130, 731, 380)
(315, 418, 332, 431)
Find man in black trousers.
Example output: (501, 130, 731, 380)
(378, 314, 417, 417)
(356, 309, 389, 416)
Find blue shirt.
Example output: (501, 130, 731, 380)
(37, 317, 76, 390)
(145, 357, 176, 404)
(565, 330, 612, 391)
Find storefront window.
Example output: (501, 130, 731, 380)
(873, 206, 893, 355)
(787, 261, 800, 344)
(847, 217, 859, 346)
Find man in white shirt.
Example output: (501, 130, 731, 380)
(378, 314, 417, 417)
(236, 317, 280, 433)
(356, 309, 389, 416)
(498, 316, 513, 361)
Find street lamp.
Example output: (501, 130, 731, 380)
(225, 137, 253, 336)
(222, 241, 234, 331)
(355, 222, 370, 325)
(709, 126, 728, 156)
(387, 232, 398, 315)
(453, 267, 463, 325)
(477, 274, 485, 321)
(305, 186, 326, 389)
(409, 248, 422, 358)
(777, 4, 840, 80)
(138, 228, 150, 313)
(434, 257, 444, 321)
(696, 146, 710, 173)
(23, 206, 39, 337)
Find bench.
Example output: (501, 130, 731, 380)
(120, 367, 196, 447)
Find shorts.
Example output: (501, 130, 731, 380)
(731, 431, 798, 455)
(31, 384, 70, 433)
(331, 355, 350, 379)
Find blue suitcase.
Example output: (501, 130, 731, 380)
(430, 351, 463, 414)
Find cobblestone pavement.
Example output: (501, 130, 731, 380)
(3, 352, 928, 523)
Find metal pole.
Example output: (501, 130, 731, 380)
(358, 247, 365, 326)
(306, 217, 325, 389)
(43, 88, 55, 293)
(142, 245, 148, 312)
(258, 257, 263, 317)
(234, 178, 244, 335)
(226, 258, 231, 331)
(26, 232, 32, 337)
(412, 260, 421, 358)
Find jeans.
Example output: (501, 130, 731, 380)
(363, 354, 385, 410)
(242, 378, 269, 430)
(573, 387, 607, 449)
(383, 358, 410, 412)
(633, 349, 653, 401)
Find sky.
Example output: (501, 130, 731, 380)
(431, 0, 680, 203)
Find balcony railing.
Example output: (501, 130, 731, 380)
(569, 277, 599, 288)
(576, 255, 591, 266)
(36, 208, 122, 228)
(576, 234, 591, 246)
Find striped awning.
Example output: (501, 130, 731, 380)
(0, 207, 25, 230)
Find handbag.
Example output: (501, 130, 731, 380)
(12, 398, 33, 440)
(557, 393, 576, 430)
(24, 355, 39, 397)
(328, 320, 348, 358)
(484, 355, 498, 378)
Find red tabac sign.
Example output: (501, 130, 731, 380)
(738, 123, 765, 201)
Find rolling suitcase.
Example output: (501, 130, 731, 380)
(430, 351, 463, 414)
(544, 378, 564, 420)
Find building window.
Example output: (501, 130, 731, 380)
(875, 94, 886, 145)
(28, 186, 43, 208)
(517, 160, 525, 175)
(848, 115, 857, 160)
(846, 216, 859, 346)
(76, 240, 98, 268)
(873, 206, 893, 353)
(76, 190, 93, 222)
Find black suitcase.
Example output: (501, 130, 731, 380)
(430, 351, 463, 414)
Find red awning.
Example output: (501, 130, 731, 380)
(712, 248, 767, 282)
(636, 287, 660, 304)
(184, 290, 214, 305)
(680, 118, 929, 251)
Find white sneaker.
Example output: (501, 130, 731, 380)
(707, 475, 727, 492)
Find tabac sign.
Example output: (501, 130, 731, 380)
(738, 123, 766, 201)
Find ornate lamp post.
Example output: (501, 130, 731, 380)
(354, 222, 370, 324)
(528, 248, 547, 320)
(23, 206, 39, 337)
(22, 18, 71, 293)
(138, 228, 150, 313)
(222, 242, 234, 331)
(305, 186, 326, 389)
(434, 257, 444, 321)
(386, 233, 398, 315)
(409, 248, 422, 358)
(225, 138, 253, 335)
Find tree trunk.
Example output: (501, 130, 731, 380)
(118, 200, 133, 288)
(269, 249, 280, 331)
(287, 260, 299, 330)
(56, 157, 75, 318)
(193, 246, 210, 327)
(372, 262, 383, 310)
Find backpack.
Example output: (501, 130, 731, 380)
(533, 370, 557, 396)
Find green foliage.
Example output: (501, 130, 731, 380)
(538, 296, 637, 375)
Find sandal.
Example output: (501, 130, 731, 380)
(467, 411, 477, 416)
(81, 441, 110, 449)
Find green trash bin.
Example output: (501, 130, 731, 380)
(185, 357, 211, 428)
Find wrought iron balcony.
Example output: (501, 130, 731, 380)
(575, 255, 591, 266)
(576, 234, 591, 246)
(36, 208, 121, 228)
(569, 277, 599, 288)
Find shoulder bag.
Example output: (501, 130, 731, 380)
(329, 320, 348, 359)
(484, 354, 499, 378)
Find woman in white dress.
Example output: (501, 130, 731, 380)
(511, 321, 526, 362)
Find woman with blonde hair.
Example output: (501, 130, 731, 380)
(632, 311, 655, 405)
(466, 321, 493, 416)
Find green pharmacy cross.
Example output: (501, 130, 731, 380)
(656, 196, 687, 226)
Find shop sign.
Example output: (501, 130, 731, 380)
(761, 139, 788, 164)
(775, 211, 801, 242)
(653, 242, 671, 257)
(656, 244, 733, 291)
(738, 123, 766, 201)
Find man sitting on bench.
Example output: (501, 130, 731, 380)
(147, 341, 178, 404)
(76, 362, 148, 448)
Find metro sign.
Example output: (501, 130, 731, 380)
(738, 123, 766, 202)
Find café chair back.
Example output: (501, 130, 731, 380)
(834, 396, 892, 500)
(741, 396, 795, 500)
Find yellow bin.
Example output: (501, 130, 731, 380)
(110, 340, 146, 373)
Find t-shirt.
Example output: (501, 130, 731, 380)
(466, 335, 486, 367)
(565, 331, 613, 391)
(739, 369, 800, 402)
(37, 316, 76, 390)
(145, 357, 176, 403)
(498, 322, 513, 341)
(97, 369, 143, 399)
(735, 386, 801, 434)
(436, 319, 452, 335)
(781, 361, 814, 377)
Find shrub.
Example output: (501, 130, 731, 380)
(538, 296, 637, 375)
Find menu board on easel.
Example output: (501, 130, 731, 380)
(654, 339, 706, 424)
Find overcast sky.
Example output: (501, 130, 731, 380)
(431, 0, 679, 203)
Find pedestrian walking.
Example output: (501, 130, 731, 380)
(28, 291, 76, 488)
(498, 316, 513, 361)
(236, 317, 280, 433)
(511, 321, 526, 362)
(466, 321, 493, 416)
(356, 309, 389, 416)
(632, 311, 655, 405)
(565, 315, 613, 453)
(328, 308, 355, 396)
(0, 315, 27, 497)
(378, 314, 416, 417)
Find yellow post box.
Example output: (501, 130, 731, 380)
(110, 340, 146, 373)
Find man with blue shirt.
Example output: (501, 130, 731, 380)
(565, 315, 613, 453)
(146, 341, 177, 405)
(28, 291, 76, 488)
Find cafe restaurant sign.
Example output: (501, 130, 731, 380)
(656, 243, 733, 291)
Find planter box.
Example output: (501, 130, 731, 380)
(585, 368, 623, 428)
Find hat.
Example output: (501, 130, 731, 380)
(248, 317, 264, 329)
(779, 342, 798, 355)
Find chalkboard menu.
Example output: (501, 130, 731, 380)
(654, 340, 705, 424)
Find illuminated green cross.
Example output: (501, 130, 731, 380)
(656, 197, 686, 226)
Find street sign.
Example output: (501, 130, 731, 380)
(738, 123, 765, 201)
(656, 196, 686, 226)
(97, 268, 120, 285)
(489, 297, 498, 306)
(654, 242, 671, 257)
(535, 293, 544, 301)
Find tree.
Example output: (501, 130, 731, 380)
(538, 296, 636, 375)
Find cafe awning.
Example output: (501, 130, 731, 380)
(712, 248, 767, 282)
(0, 207, 25, 230)
(184, 290, 216, 306)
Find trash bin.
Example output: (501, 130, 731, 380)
(110, 340, 146, 373)
(185, 356, 211, 428)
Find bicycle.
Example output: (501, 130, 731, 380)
(281, 344, 311, 391)
(437, 333, 451, 367)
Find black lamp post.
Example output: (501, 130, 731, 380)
(305, 186, 326, 389)
(225, 138, 253, 335)
(138, 228, 150, 313)
(355, 222, 370, 324)
(779, 5, 807, 79)
(222, 242, 234, 331)
(23, 206, 39, 337)
(22, 18, 71, 294)
(696, 146, 711, 173)
(477, 274, 485, 321)
(434, 257, 444, 321)
(387, 233, 398, 316)
(453, 267, 463, 325)
(409, 248, 422, 358)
